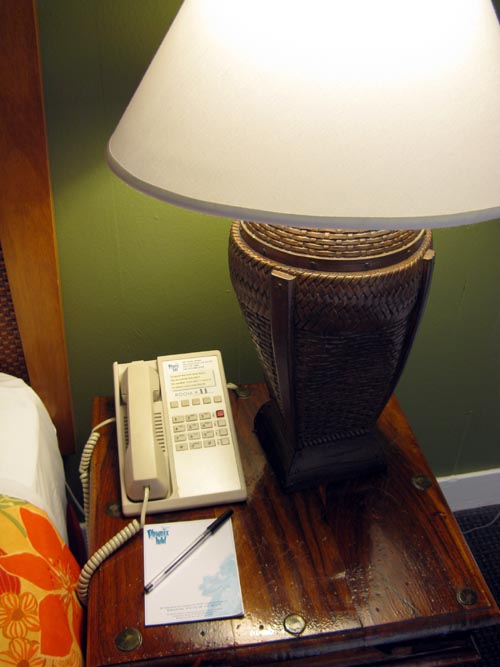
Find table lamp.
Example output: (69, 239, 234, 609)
(107, 0, 500, 491)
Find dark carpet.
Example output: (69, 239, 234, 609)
(456, 504, 500, 666)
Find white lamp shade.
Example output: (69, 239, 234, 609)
(107, 0, 500, 229)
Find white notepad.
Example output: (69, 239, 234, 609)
(143, 517, 244, 626)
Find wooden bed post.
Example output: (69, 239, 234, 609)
(0, 0, 75, 454)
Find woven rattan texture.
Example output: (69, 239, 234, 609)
(229, 223, 433, 446)
(242, 223, 422, 259)
(0, 243, 29, 382)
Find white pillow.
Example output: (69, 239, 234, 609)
(0, 373, 68, 542)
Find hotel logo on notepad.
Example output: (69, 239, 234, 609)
(147, 527, 169, 545)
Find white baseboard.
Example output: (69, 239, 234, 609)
(438, 468, 500, 512)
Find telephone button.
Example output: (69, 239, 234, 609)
(188, 432, 201, 441)
(174, 433, 187, 442)
(201, 421, 213, 430)
(216, 409, 225, 418)
(216, 418, 227, 427)
(218, 427, 229, 436)
(214, 395, 223, 403)
(186, 414, 198, 422)
(202, 397, 211, 404)
(172, 415, 185, 423)
(190, 441, 202, 449)
(200, 412, 211, 420)
(173, 424, 186, 433)
(181, 399, 190, 407)
(203, 430, 215, 438)
(187, 422, 200, 431)
(175, 442, 189, 451)
(170, 401, 179, 409)
(192, 398, 201, 406)
(203, 439, 216, 447)
(220, 437, 230, 446)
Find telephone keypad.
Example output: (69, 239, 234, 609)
(169, 402, 234, 451)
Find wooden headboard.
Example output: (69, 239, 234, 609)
(0, 0, 75, 455)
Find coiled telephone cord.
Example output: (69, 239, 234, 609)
(76, 419, 149, 606)
(78, 419, 115, 528)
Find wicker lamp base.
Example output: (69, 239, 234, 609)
(254, 400, 387, 490)
(229, 222, 435, 490)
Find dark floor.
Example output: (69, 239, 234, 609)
(455, 504, 500, 666)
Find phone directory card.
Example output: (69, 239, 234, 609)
(143, 516, 244, 626)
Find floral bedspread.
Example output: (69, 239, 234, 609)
(0, 495, 83, 666)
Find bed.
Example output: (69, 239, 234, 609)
(0, 375, 84, 666)
(0, 2, 84, 664)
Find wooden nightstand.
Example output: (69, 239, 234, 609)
(86, 384, 499, 667)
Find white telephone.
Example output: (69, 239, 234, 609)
(113, 351, 247, 517)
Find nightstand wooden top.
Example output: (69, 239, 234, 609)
(86, 385, 499, 667)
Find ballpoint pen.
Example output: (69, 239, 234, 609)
(144, 509, 234, 594)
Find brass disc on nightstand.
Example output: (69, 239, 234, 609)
(115, 627, 142, 652)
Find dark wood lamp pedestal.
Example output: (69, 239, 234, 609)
(86, 384, 499, 667)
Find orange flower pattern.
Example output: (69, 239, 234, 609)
(0, 496, 83, 666)
(0, 637, 45, 667)
(0, 591, 40, 638)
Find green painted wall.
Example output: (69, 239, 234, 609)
(37, 1, 500, 479)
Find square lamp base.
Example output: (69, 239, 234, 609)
(254, 400, 387, 491)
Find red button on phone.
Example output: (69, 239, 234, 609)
(216, 409, 225, 418)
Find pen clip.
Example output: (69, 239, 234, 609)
(207, 509, 233, 534)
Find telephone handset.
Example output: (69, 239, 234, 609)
(113, 351, 247, 517)
(119, 361, 170, 501)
